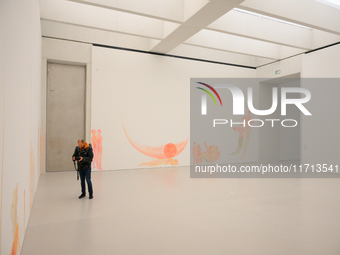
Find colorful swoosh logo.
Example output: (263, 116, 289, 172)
(196, 82, 223, 106)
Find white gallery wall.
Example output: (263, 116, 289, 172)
(300, 44, 340, 167)
(257, 44, 340, 168)
(258, 79, 301, 163)
(302, 44, 340, 78)
(91, 46, 257, 171)
(0, 0, 42, 254)
(278, 80, 301, 161)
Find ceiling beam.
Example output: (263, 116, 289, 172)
(183, 29, 280, 60)
(207, 10, 312, 50)
(67, 0, 184, 23)
(240, 0, 340, 35)
(41, 19, 158, 52)
(39, 0, 170, 40)
(150, 0, 246, 54)
(168, 43, 273, 67)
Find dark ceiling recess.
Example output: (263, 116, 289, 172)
(305, 41, 340, 54)
(92, 43, 257, 70)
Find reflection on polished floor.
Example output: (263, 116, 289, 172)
(21, 167, 340, 255)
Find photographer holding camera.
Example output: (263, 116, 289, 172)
(72, 139, 94, 199)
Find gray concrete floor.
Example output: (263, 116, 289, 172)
(21, 167, 340, 255)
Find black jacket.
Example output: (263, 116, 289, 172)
(72, 143, 94, 169)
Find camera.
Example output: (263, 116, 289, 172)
(74, 156, 81, 161)
(73, 148, 87, 162)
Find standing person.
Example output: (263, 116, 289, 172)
(72, 139, 94, 199)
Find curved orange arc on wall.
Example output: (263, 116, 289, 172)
(122, 119, 188, 159)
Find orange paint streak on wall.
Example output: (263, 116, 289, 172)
(23, 190, 25, 236)
(29, 142, 35, 210)
(10, 224, 19, 255)
(10, 184, 20, 255)
(38, 126, 41, 175)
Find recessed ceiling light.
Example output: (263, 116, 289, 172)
(315, 0, 340, 10)
(233, 8, 312, 30)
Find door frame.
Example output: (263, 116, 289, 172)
(45, 62, 87, 172)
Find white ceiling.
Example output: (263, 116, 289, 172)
(39, 0, 340, 68)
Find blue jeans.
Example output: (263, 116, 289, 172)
(79, 165, 93, 195)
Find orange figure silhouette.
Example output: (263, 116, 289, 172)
(91, 129, 103, 170)
(10, 184, 20, 255)
(91, 129, 97, 168)
(193, 142, 203, 164)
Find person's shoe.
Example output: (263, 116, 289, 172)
(89, 194, 93, 199)
(79, 194, 86, 199)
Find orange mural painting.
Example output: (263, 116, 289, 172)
(231, 110, 253, 159)
(193, 142, 221, 164)
(10, 184, 20, 255)
(202, 142, 221, 162)
(122, 119, 188, 166)
(91, 129, 103, 170)
(139, 158, 179, 167)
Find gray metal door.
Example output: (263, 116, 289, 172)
(46, 63, 86, 172)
